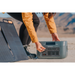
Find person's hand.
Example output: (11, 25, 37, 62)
(35, 42, 46, 52)
(51, 33, 60, 41)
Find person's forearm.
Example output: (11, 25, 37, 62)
(43, 13, 57, 34)
(22, 13, 38, 43)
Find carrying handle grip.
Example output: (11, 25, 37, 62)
(3, 19, 13, 24)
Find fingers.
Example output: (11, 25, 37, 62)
(52, 33, 60, 41)
(35, 42, 46, 52)
(38, 48, 44, 52)
(53, 37, 60, 41)
(55, 35, 60, 41)
(41, 46, 46, 50)
(56, 38, 60, 41)
(37, 46, 46, 52)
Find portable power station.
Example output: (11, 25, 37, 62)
(37, 41, 68, 59)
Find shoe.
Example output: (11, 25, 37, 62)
(23, 45, 37, 59)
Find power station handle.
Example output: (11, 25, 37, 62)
(3, 19, 13, 24)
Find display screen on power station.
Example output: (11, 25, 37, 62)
(46, 42, 55, 45)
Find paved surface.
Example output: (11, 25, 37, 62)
(15, 38, 75, 62)
(17, 50, 75, 62)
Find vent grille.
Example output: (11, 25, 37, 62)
(42, 47, 60, 56)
